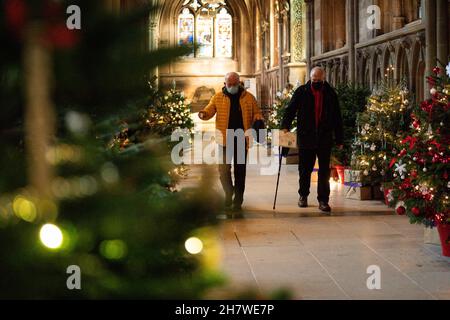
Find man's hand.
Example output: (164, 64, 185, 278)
(337, 144, 344, 150)
(198, 111, 206, 120)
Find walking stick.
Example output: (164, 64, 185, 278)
(273, 146, 283, 210)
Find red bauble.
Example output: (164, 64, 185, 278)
(399, 149, 407, 157)
(396, 206, 406, 215)
(411, 170, 418, 179)
(413, 120, 420, 129)
(411, 207, 421, 216)
(4, 0, 28, 35)
(433, 67, 441, 74)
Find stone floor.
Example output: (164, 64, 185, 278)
(180, 152, 450, 300)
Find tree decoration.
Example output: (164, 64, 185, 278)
(387, 63, 449, 228)
(351, 82, 409, 186)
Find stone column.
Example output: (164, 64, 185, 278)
(346, 0, 356, 83)
(335, 0, 346, 49)
(392, 0, 405, 30)
(436, 0, 449, 69)
(305, 0, 314, 79)
(278, 5, 284, 90)
(425, 0, 437, 96)
(290, 0, 305, 62)
(276, 0, 289, 90)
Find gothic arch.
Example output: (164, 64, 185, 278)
(158, 0, 254, 73)
(410, 36, 426, 102)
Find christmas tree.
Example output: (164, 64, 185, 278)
(332, 84, 371, 167)
(387, 64, 450, 228)
(0, 0, 226, 299)
(351, 82, 410, 187)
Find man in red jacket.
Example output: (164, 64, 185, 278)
(281, 67, 344, 213)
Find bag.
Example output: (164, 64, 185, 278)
(252, 119, 266, 144)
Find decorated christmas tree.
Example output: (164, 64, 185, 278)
(109, 77, 194, 151)
(387, 64, 449, 230)
(267, 86, 297, 131)
(351, 82, 410, 187)
(0, 0, 226, 299)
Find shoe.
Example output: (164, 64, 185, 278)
(224, 192, 233, 210)
(318, 201, 331, 213)
(298, 196, 308, 208)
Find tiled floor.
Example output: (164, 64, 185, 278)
(181, 156, 450, 300)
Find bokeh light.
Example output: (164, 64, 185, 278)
(100, 240, 127, 260)
(40, 224, 64, 249)
(13, 196, 37, 222)
(185, 237, 203, 255)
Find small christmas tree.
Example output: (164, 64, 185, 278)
(351, 82, 410, 186)
(267, 86, 297, 131)
(387, 64, 449, 228)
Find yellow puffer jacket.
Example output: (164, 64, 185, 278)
(201, 88, 263, 147)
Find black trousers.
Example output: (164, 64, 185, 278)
(298, 148, 331, 203)
(219, 139, 248, 206)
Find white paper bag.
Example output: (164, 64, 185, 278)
(277, 131, 297, 148)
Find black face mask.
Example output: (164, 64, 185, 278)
(312, 81, 323, 90)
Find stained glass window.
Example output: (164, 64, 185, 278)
(197, 10, 214, 57)
(178, 0, 233, 59)
(215, 8, 232, 58)
(178, 8, 195, 57)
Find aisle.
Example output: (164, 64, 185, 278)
(179, 159, 450, 300)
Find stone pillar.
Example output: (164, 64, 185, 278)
(277, 5, 284, 90)
(305, 0, 314, 80)
(335, 0, 346, 48)
(392, 0, 405, 30)
(276, 0, 289, 90)
(436, 0, 449, 69)
(346, 0, 356, 83)
(425, 0, 437, 97)
(290, 0, 305, 62)
(326, 60, 333, 83)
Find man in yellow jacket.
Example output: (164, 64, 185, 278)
(199, 72, 263, 213)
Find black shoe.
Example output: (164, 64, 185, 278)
(232, 203, 242, 212)
(318, 202, 331, 213)
(298, 196, 308, 208)
(224, 192, 233, 210)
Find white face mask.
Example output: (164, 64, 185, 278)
(226, 85, 239, 95)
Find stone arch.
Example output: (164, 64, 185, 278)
(157, 0, 256, 105)
(410, 37, 426, 103)
(371, 48, 383, 89)
(396, 44, 410, 88)
(378, 44, 395, 86)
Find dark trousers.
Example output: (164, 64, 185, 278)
(298, 148, 331, 203)
(219, 139, 247, 205)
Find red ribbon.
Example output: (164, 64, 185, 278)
(389, 157, 397, 169)
(402, 136, 418, 150)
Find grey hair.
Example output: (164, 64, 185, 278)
(225, 72, 240, 81)
(310, 66, 326, 78)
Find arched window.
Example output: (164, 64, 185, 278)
(178, 0, 233, 58)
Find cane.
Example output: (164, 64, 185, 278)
(273, 146, 284, 210)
